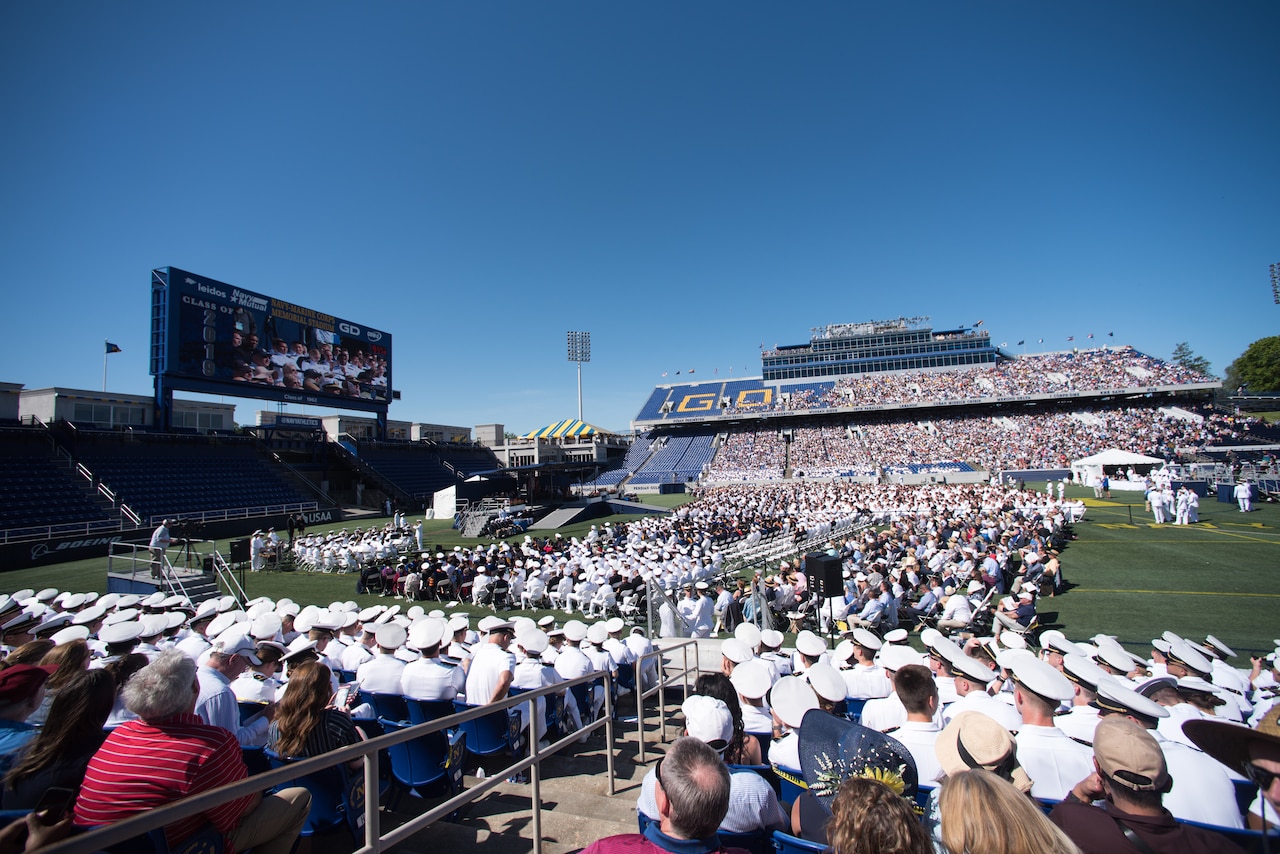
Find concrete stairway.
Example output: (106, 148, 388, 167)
(377, 735, 664, 854)
(312, 645, 713, 854)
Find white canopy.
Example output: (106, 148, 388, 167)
(1073, 448, 1165, 468)
(1071, 448, 1165, 489)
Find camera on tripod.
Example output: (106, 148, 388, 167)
(171, 519, 204, 540)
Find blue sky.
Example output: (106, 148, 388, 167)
(2, 2, 1277, 434)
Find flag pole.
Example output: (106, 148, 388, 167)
(103, 340, 108, 392)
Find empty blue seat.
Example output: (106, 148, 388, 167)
(452, 700, 522, 761)
(263, 749, 364, 840)
(378, 718, 465, 809)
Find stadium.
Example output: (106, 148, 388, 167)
(4, 273, 1280, 854)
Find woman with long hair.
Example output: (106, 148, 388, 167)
(27, 640, 91, 726)
(102, 653, 150, 728)
(0, 641, 54, 670)
(693, 672, 763, 765)
(2, 669, 116, 809)
(827, 777, 931, 854)
(267, 661, 362, 767)
(938, 769, 1080, 854)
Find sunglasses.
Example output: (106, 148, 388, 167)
(1246, 763, 1280, 791)
(655, 757, 665, 788)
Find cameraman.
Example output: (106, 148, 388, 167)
(149, 519, 172, 578)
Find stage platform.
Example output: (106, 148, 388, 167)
(106, 543, 227, 603)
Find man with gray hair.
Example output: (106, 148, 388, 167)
(585, 736, 741, 854)
(75, 651, 310, 854)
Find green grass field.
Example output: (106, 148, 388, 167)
(1041, 483, 1279, 657)
(4, 485, 1276, 659)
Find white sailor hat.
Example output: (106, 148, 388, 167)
(72, 604, 108, 626)
(998, 632, 1027, 651)
(769, 675, 820, 729)
(32, 612, 74, 637)
(251, 613, 283, 641)
(519, 629, 550, 655)
(102, 608, 139, 627)
(882, 628, 909, 645)
(795, 631, 827, 658)
(730, 659, 772, 699)
(1166, 639, 1212, 676)
(563, 620, 588, 642)
(50, 625, 91, 646)
(207, 611, 242, 637)
(1061, 653, 1110, 692)
(852, 628, 882, 651)
(879, 645, 922, 673)
(213, 629, 262, 664)
(408, 619, 447, 650)
(734, 623, 762, 648)
(1009, 655, 1075, 702)
(1095, 644, 1138, 674)
(138, 614, 169, 638)
(721, 638, 753, 665)
(282, 637, 319, 662)
(1093, 679, 1169, 722)
(1175, 676, 1220, 696)
(375, 623, 408, 650)
(760, 629, 784, 649)
(805, 662, 847, 704)
(948, 651, 997, 684)
(61, 593, 88, 610)
(99, 620, 144, 645)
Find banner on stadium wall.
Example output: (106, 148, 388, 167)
(152, 267, 392, 414)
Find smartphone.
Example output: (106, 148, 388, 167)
(34, 787, 75, 820)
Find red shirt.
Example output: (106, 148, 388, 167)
(74, 713, 256, 849)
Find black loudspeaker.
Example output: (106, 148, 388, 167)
(229, 538, 250, 563)
(806, 553, 842, 598)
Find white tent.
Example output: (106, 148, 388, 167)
(1071, 448, 1165, 491)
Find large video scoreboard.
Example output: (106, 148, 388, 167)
(151, 267, 392, 414)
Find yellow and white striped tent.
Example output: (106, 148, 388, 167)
(523, 419, 607, 439)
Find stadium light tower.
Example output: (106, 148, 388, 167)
(1271, 262, 1280, 304)
(567, 331, 591, 422)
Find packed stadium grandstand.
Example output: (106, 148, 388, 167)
(2, 316, 1279, 854)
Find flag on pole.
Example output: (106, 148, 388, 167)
(688, 368, 696, 374)
(661, 372, 668, 377)
(1017, 340, 1025, 346)
(1038, 338, 1044, 344)
(105, 341, 122, 354)
(1066, 336, 1074, 341)
(1108, 332, 1114, 337)
(973, 320, 985, 327)
(1087, 333, 1094, 339)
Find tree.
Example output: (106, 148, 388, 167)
(1224, 336, 1280, 393)
(1171, 342, 1211, 377)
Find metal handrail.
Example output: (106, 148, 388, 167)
(39, 670, 620, 854)
(634, 637, 701, 766)
(211, 550, 249, 606)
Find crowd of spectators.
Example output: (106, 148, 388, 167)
(702, 403, 1268, 482)
(808, 347, 1216, 411)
